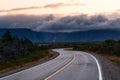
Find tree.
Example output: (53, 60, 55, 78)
(2, 30, 12, 43)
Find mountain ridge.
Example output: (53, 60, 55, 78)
(0, 28, 120, 43)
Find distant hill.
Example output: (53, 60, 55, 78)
(0, 28, 120, 43)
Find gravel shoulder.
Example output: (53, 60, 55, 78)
(91, 53, 120, 80)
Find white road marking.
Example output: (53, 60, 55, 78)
(89, 54, 103, 80)
(44, 54, 75, 80)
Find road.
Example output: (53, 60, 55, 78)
(0, 49, 103, 80)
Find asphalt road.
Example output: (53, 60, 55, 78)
(0, 49, 103, 80)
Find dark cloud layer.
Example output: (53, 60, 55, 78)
(0, 14, 120, 32)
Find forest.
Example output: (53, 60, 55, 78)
(0, 30, 50, 70)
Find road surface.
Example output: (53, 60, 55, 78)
(0, 49, 103, 80)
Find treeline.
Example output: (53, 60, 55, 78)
(73, 40, 120, 56)
(0, 31, 50, 69)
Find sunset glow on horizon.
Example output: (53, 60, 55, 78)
(0, 0, 120, 16)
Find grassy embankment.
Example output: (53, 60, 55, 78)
(0, 50, 55, 74)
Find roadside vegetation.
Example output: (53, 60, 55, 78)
(73, 40, 120, 65)
(0, 30, 52, 72)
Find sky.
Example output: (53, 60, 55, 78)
(0, 0, 120, 32)
(0, 0, 120, 16)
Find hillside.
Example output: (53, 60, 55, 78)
(0, 28, 120, 43)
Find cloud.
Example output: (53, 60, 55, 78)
(0, 7, 41, 12)
(43, 2, 85, 8)
(34, 15, 110, 32)
(0, 14, 120, 32)
(106, 9, 120, 19)
(0, 14, 56, 29)
(117, 10, 120, 12)
(0, 2, 85, 13)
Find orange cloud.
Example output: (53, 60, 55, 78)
(0, 2, 85, 13)
(0, 7, 41, 12)
(43, 2, 85, 8)
(9, 7, 40, 11)
(116, 10, 120, 13)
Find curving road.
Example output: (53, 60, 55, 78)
(0, 49, 103, 80)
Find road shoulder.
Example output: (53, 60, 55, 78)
(91, 53, 120, 80)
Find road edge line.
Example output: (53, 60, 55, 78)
(89, 54, 103, 80)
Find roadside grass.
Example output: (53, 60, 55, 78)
(102, 54, 120, 65)
(90, 51, 120, 66)
(84, 50, 120, 66)
(0, 50, 53, 74)
(87, 51, 120, 66)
